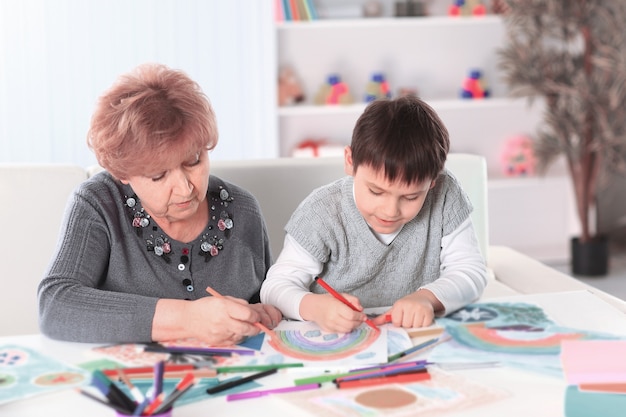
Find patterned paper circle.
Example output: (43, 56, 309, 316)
(355, 387, 417, 408)
(0, 349, 29, 367)
(33, 371, 86, 387)
(0, 373, 17, 388)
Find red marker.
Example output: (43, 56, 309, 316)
(314, 277, 378, 331)
(336, 369, 431, 389)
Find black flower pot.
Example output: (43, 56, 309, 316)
(571, 236, 609, 276)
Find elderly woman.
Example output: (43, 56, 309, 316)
(38, 63, 282, 345)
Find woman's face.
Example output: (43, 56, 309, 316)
(121, 148, 210, 224)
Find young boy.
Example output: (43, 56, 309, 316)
(260, 95, 487, 334)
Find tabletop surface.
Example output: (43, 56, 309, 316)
(2, 290, 625, 417)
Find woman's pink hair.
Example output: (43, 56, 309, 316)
(87, 63, 218, 179)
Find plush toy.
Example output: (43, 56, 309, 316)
(365, 73, 392, 102)
(448, 0, 487, 16)
(292, 139, 344, 158)
(460, 69, 490, 99)
(500, 135, 537, 176)
(314, 74, 354, 105)
(278, 65, 305, 106)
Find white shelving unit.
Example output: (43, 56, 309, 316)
(276, 13, 575, 263)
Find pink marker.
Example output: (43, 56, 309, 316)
(226, 383, 321, 401)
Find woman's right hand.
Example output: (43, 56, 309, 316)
(152, 296, 263, 346)
(185, 296, 264, 346)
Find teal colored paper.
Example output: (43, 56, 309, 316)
(0, 344, 89, 405)
(564, 385, 626, 417)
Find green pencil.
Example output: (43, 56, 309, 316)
(387, 337, 440, 362)
(216, 363, 304, 373)
(294, 370, 369, 386)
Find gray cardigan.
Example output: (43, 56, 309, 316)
(38, 171, 271, 343)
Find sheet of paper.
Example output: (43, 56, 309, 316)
(428, 291, 626, 377)
(561, 339, 626, 384)
(260, 321, 389, 366)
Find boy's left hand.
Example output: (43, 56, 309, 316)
(372, 290, 442, 328)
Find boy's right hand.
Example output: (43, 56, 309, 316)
(300, 293, 366, 334)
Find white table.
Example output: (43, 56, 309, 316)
(2, 290, 625, 417)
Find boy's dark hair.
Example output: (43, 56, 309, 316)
(350, 95, 449, 185)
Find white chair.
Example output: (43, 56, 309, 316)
(211, 153, 489, 261)
(0, 164, 87, 336)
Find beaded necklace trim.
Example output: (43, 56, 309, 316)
(123, 184, 234, 262)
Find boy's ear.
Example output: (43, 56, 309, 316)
(429, 179, 437, 189)
(344, 146, 354, 176)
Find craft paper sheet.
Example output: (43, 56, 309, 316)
(429, 291, 626, 376)
(278, 368, 508, 417)
(0, 344, 89, 405)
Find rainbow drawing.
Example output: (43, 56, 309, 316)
(446, 324, 590, 355)
(265, 323, 383, 363)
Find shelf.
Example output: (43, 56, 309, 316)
(277, 15, 502, 30)
(275, 8, 574, 261)
(278, 97, 534, 117)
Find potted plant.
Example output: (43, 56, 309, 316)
(497, 0, 626, 276)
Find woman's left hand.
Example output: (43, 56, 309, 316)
(249, 303, 283, 329)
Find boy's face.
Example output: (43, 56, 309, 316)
(345, 147, 435, 235)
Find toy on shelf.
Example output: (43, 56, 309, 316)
(500, 135, 536, 177)
(292, 139, 344, 158)
(364, 73, 392, 102)
(395, 0, 428, 17)
(397, 86, 419, 97)
(278, 65, 305, 106)
(448, 0, 487, 16)
(363, 1, 384, 17)
(314, 74, 354, 105)
(460, 69, 490, 99)
(489, 0, 510, 14)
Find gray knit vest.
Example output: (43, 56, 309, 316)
(285, 170, 471, 308)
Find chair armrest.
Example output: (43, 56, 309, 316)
(487, 245, 626, 314)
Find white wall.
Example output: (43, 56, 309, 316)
(0, 0, 278, 167)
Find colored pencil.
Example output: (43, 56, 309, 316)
(144, 344, 256, 356)
(132, 397, 151, 416)
(153, 360, 165, 400)
(152, 373, 196, 414)
(142, 392, 165, 416)
(92, 369, 137, 412)
(349, 359, 428, 373)
(337, 362, 428, 382)
(387, 337, 440, 362)
(336, 369, 431, 389)
(226, 383, 321, 401)
(103, 364, 195, 378)
(205, 286, 279, 340)
(117, 368, 145, 403)
(294, 370, 370, 386)
(216, 363, 303, 373)
(336, 365, 428, 383)
(314, 277, 378, 331)
(77, 388, 132, 414)
(124, 368, 217, 380)
(206, 368, 278, 395)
